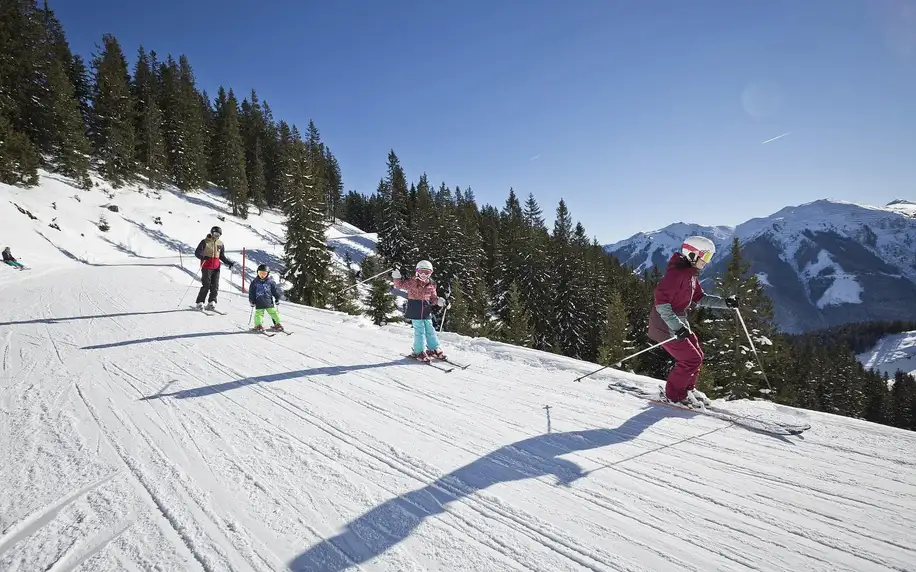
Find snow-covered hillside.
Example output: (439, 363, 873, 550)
(858, 331, 916, 378)
(0, 171, 375, 296)
(606, 199, 916, 333)
(2, 174, 916, 571)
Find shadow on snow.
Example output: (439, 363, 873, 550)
(82, 330, 247, 350)
(0, 309, 190, 327)
(142, 360, 409, 400)
(289, 406, 693, 571)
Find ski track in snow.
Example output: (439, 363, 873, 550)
(2, 266, 916, 569)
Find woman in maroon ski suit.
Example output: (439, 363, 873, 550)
(647, 236, 736, 406)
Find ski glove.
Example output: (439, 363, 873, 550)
(391, 269, 401, 279)
(437, 296, 446, 307)
(674, 326, 691, 340)
(726, 295, 739, 309)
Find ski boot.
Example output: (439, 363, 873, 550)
(251, 325, 265, 332)
(688, 388, 711, 407)
(205, 301, 216, 311)
(195, 302, 204, 310)
(270, 323, 284, 332)
(410, 352, 431, 363)
(658, 387, 700, 409)
(425, 348, 446, 360)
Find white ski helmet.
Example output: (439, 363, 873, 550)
(415, 260, 433, 273)
(681, 236, 716, 265)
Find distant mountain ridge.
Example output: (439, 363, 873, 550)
(606, 199, 916, 333)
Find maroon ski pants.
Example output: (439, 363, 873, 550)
(662, 334, 704, 402)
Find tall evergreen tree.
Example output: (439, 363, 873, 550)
(376, 150, 412, 271)
(598, 290, 631, 366)
(325, 146, 343, 220)
(699, 237, 776, 399)
(46, 57, 91, 187)
(213, 87, 248, 216)
(362, 256, 397, 325)
(890, 371, 916, 430)
(280, 125, 332, 306)
(502, 283, 533, 346)
(131, 47, 165, 187)
(550, 199, 587, 358)
(240, 90, 267, 213)
(90, 34, 136, 186)
(159, 55, 207, 190)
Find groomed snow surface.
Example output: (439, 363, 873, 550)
(2, 174, 916, 572)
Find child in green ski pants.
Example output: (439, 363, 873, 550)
(248, 264, 284, 331)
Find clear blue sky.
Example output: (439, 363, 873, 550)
(55, 0, 916, 243)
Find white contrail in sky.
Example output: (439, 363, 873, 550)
(529, 153, 542, 161)
(761, 132, 790, 144)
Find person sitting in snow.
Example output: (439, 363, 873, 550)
(193, 226, 235, 311)
(647, 236, 738, 408)
(392, 260, 447, 361)
(248, 264, 284, 332)
(2, 247, 25, 270)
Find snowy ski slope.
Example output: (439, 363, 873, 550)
(2, 173, 916, 571)
(858, 330, 916, 378)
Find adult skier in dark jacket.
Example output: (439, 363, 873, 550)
(648, 236, 737, 407)
(2, 247, 25, 270)
(248, 264, 283, 331)
(194, 226, 235, 310)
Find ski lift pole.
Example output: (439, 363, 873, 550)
(439, 304, 448, 332)
(573, 335, 677, 382)
(735, 308, 773, 391)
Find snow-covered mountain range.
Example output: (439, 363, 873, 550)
(606, 199, 916, 333)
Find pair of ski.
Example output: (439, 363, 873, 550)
(606, 381, 811, 436)
(406, 354, 470, 372)
(239, 325, 292, 338)
(189, 305, 227, 317)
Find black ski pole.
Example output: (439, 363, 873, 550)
(573, 336, 676, 382)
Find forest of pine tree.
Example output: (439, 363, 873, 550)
(3, 0, 914, 432)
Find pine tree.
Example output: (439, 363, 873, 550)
(890, 371, 916, 430)
(45, 57, 91, 187)
(551, 199, 587, 358)
(280, 125, 331, 306)
(700, 237, 777, 399)
(1, 0, 47, 158)
(160, 55, 207, 190)
(502, 283, 533, 346)
(0, 112, 39, 185)
(213, 87, 248, 217)
(325, 146, 343, 220)
(362, 256, 397, 325)
(326, 270, 361, 315)
(240, 90, 267, 213)
(0, 0, 40, 184)
(443, 278, 473, 335)
(376, 150, 412, 271)
(131, 47, 165, 188)
(90, 34, 136, 186)
(598, 290, 631, 366)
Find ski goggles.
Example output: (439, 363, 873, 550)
(696, 250, 713, 264)
(257, 270, 269, 277)
(415, 268, 432, 277)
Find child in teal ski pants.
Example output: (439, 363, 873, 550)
(412, 319, 440, 355)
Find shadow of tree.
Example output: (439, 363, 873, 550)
(0, 309, 191, 327)
(82, 330, 247, 350)
(289, 406, 685, 571)
(143, 359, 408, 400)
